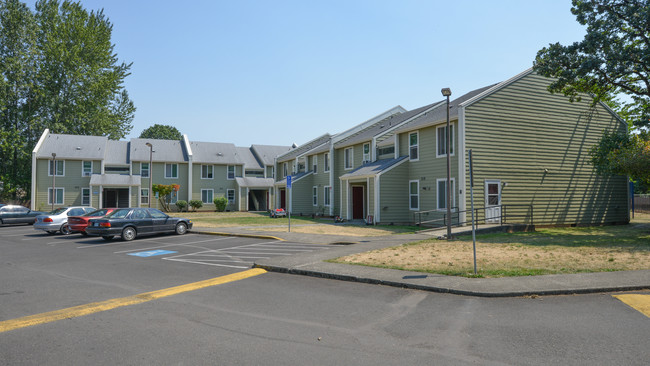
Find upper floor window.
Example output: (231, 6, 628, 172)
(201, 164, 213, 179)
(409, 132, 419, 161)
(270, 166, 275, 178)
(140, 162, 149, 178)
(227, 165, 235, 180)
(312, 156, 317, 173)
(283, 162, 288, 178)
(82, 161, 92, 177)
(437, 124, 455, 157)
(165, 163, 178, 179)
(362, 143, 370, 163)
(344, 147, 353, 170)
(324, 153, 330, 172)
(48, 160, 64, 176)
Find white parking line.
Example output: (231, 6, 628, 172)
(76, 234, 202, 249)
(162, 258, 249, 269)
(114, 236, 236, 253)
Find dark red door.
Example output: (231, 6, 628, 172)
(352, 186, 364, 219)
(280, 189, 286, 210)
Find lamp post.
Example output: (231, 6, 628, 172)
(51, 153, 56, 211)
(441, 87, 452, 240)
(145, 143, 153, 208)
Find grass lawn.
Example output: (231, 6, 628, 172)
(169, 211, 423, 236)
(331, 212, 650, 277)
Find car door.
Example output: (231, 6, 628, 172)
(148, 209, 174, 232)
(1, 206, 17, 224)
(130, 208, 153, 234)
(12, 206, 31, 224)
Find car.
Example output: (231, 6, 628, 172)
(270, 208, 287, 218)
(68, 208, 116, 235)
(34, 206, 97, 235)
(0, 205, 45, 225)
(86, 208, 193, 241)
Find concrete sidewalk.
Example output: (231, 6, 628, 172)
(191, 226, 650, 297)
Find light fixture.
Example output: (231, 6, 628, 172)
(145, 143, 153, 208)
(441, 87, 452, 240)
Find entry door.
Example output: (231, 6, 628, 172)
(104, 190, 117, 208)
(280, 189, 286, 210)
(485, 180, 501, 224)
(352, 186, 364, 220)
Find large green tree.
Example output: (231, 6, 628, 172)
(0, 0, 134, 200)
(139, 124, 182, 140)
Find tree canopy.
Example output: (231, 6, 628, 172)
(0, 0, 134, 200)
(139, 124, 183, 140)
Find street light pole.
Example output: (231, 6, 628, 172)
(51, 153, 57, 211)
(441, 88, 452, 240)
(145, 143, 153, 208)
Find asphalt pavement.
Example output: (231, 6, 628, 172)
(191, 226, 650, 297)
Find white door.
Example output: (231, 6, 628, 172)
(485, 180, 501, 224)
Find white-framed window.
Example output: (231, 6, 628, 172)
(324, 186, 331, 206)
(362, 143, 370, 163)
(81, 188, 90, 205)
(141, 188, 149, 205)
(436, 124, 455, 157)
(312, 156, 317, 173)
(48, 160, 65, 176)
(312, 186, 318, 206)
(283, 162, 288, 178)
(140, 162, 149, 178)
(201, 164, 213, 179)
(165, 163, 178, 178)
(82, 161, 92, 177)
(409, 180, 419, 210)
(48, 187, 64, 205)
(437, 178, 456, 210)
(270, 166, 275, 178)
(324, 153, 330, 172)
(201, 189, 213, 204)
(409, 132, 419, 161)
(344, 147, 353, 170)
(227, 165, 235, 180)
(227, 189, 235, 204)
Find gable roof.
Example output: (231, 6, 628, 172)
(104, 140, 130, 165)
(340, 156, 408, 179)
(236, 146, 263, 169)
(35, 133, 108, 160)
(130, 138, 188, 163)
(189, 140, 239, 164)
(251, 144, 293, 166)
(276, 133, 331, 162)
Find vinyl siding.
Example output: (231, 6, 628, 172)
(377, 161, 410, 224)
(289, 174, 313, 215)
(464, 72, 628, 225)
(192, 164, 239, 210)
(35, 159, 96, 210)
(151, 162, 189, 202)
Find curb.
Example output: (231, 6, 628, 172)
(253, 264, 650, 298)
(191, 230, 285, 242)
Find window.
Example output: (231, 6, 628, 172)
(437, 178, 456, 210)
(283, 163, 288, 178)
(170, 190, 178, 204)
(48, 160, 64, 176)
(324, 186, 331, 206)
(48, 187, 64, 205)
(409, 132, 419, 161)
(82, 161, 92, 177)
(165, 163, 178, 178)
(227, 165, 235, 180)
(141, 189, 149, 205)
(324, 153, 330, 172)
(105, 166, 129, 173)
(409, 180, 419, 210)
(312, 156, 317, 173)
(81, 188, 90, 206)
(201, 164, 213, 179)
(344, 147, 353, 170)
(201, 189, 213, 204)
(312, 186, 318, 206)
(227, 189, 235, 204)
(141, 162, 149, 178)
(377, 145, 395, 158)
(437, 124, 455, 157)
(363, 143, 370, 163)
(271, 166, 275, 178)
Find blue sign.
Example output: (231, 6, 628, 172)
(128, 250, 177, 257)
(287, 175, 292, 188)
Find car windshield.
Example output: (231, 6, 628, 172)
(84, 209, 109, 217)
(48, 208, 67, 215)
(106, 209, 130, 219)
(148, 209, 168, 219)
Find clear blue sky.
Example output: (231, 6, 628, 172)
(29, 0, 586, 147)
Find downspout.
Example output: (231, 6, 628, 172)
(329, 143, 334, 216)
(31, 129, 50, 210)
(458, 107, 467, 226)
(183, 134, 193, 202)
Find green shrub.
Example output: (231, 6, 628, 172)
(175, 200, 188, 212)
(213, 196, 228, 212)
(188, 200, 203, 211)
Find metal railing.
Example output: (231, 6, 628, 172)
(413, 204, 534, 228)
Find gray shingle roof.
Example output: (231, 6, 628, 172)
(275, 171, 312, 185)
(276, 134, 331, 162)
(234, 177, 275, 188)
(340, 156, 408, 179)
(36, 133, 107, 160)
(188, 141, 239, 164)
(251, 144, 293, 166)
(89, 174, 141, 186)
(130, 138, 188, 163)
(104, 140, 129, 165)
(236, 147, 263, 170)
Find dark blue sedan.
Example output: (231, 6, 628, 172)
(86, 208, 193, 241)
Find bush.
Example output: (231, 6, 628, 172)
(213, 197, 228, 212)
(188, 200, 203, 211)
(175, 200, 187, 212)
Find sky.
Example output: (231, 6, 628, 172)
(27, 0, 587, 147)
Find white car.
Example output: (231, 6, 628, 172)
(34, 206, 96, 235)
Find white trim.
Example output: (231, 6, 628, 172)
(227, 189, 235, 205)
(141, 188, 149, 205)
(374, 101, 446, 143)
(227, 165, 235, 180)
(409, 180, 419, 211)
(201, 164, 214, 179)
(312, 155, 318, 174)
(82, 161, 93, 177)
(393, 134, 399, 159)
(408, 131, 419, 161)
(436, 178, 456, 211)
(48, 160, 65, 177)
(323, 185, 331, 207)
(312, 186, 318, 206)
(140, 162, 150, 178)
(48, 187, 65, 205)
(164, 162, 179, 179)
(458, 106, 467, 225)
(81, 187, 91, 206)
(201, 189, 214, 204)
(374, 175, 380, 223)
(344, 147, 354, 170)
(362, 143, 371, 164)
(276, 133, 330, 161)
(99, 185, 103, 209)
(128, 186, 132, 207)
(324, 152, 330, 172)
(332, 106, 406, 144)
(436, 124, 455, 158)
(31, 130, 49, 209)
(460, 68, 534, 108)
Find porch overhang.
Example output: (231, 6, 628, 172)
(339, 156, 408, 181)
(89, 174, 141, 187)
(235, 177, 274, 188)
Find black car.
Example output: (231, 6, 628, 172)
(0, 205, 45, 225)
(86, 208, 193, 241)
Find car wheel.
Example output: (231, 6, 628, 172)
(175, 222, 188, 235)
(46, 231, 57, 235)
(121, 226, 137, 241)
(102, 236, 114, 241)
(80, 231, 88, 236)
(60, 224, 71, 235)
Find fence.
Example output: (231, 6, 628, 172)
(413, 204, 533, 228)
(634, 194, 650, 213)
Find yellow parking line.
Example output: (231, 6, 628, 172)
(0, 268, 266, 333)
(613, 294, 650, 318)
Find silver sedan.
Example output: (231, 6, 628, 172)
(34, 206, 96, 235)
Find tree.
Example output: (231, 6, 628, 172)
(139, 124, 182, 140)
(533, 0, 650, 184)
(152, 183, 179, 212)
(0, 0, 134, 201)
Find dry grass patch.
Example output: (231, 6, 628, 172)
(257, 224, 417, 237)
